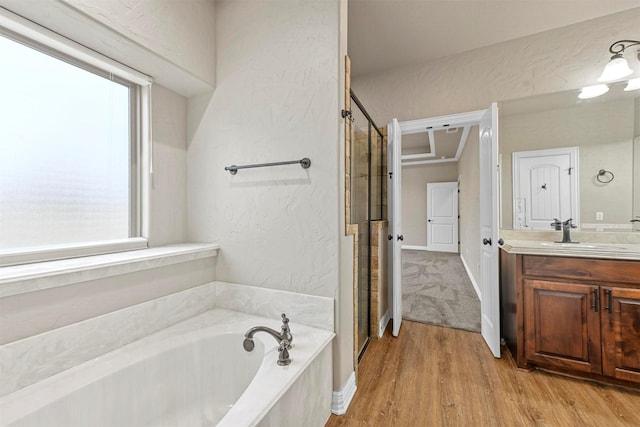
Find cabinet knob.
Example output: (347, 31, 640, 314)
(482, 237, 492, 246)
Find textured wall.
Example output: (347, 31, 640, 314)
(187, 0, 351, 387)
(351, 8, 640, 126)
(188, 0, 341, 297)
(402, 164, 458, 247)
(149, 84, 188, 246)
(59, 0, 216, 86)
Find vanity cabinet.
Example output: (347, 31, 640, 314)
(501, 252, 640, 386)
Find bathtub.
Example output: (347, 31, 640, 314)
(0, 309, 334, 427)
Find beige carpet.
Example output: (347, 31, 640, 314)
(402, 249, 481, 333)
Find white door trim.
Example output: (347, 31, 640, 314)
(389, 118, 403, 337)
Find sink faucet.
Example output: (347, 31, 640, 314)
(550, 218, 562, 231)
(558, 218, 578, 243)
(243, 313, 293, 366)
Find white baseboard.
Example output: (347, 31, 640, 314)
(460, 254, 481, 302)
(332, 371, 356, 415)
(379, 309, 391, 338)
(401, 245, 429, 251)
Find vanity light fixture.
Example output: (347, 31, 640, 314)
(624, 77, 640, 91)
(597, 40, 640, 83)
(578, 84, 609, 99)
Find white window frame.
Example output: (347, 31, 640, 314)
(0, 9, 152, 267)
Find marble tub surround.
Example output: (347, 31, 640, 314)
(0, 282, 219, 397)
(499, 229, 640, 245)
(500, 240, 640, 261)
(0, 243, 220, 298)
(214, 281, 334, 331)
(0, 280, 334, 398)
(0, 310, 335, 427)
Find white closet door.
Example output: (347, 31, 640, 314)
(426, 182, 459, 253)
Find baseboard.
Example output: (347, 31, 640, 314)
(401, 245, 429, 251)
(460, 254, 482, 302)
(379, 309, 391, 338)
(331, 371, 356, 415)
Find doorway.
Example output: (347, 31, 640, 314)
(388, 106, 501, 356)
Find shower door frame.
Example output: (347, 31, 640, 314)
(350, 89, 385, 362)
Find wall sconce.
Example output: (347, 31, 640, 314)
(597, 40, 640, 82)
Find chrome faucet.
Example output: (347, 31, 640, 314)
(558, 218, 578, 243)
(243, 313, 293, 366)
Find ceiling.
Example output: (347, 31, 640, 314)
(348, 0, 640, 77)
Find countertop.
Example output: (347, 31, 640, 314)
(499, 240, 640, 261)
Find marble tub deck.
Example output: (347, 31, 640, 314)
(0, 308, 335, 427)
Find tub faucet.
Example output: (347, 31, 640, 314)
(243, 313, 293, 366)
(558, 218, 578, 243)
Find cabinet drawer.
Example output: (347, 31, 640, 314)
(522, 256, 640, 285)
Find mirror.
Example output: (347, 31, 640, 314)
(499, 81, 639, 232)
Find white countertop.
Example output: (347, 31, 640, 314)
(500, 240, 640, 261)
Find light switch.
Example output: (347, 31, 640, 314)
(596, 211, 604, 221)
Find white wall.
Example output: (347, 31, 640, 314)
(458, 127, 480, 284)
(187, 0, 352, 389)
(0, 0, 216, 96)
(351, 8, 640, 126)
(402, 164, 458, 247)
(149, 84, 189, 246)
(59, 0, 216, 86)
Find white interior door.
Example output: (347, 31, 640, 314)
(479, 103, 501, 358)
(426, 182, 459, 253)
(513, 147, 579, 230)
(388, 118, 403, 337)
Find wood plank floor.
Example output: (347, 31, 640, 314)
(326, 321, 640, 427)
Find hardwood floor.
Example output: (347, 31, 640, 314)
(326, 321, 640, 426)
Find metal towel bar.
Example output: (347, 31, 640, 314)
(225, 158, 311, 175)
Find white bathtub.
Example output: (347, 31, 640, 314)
(0, 309, 334, 427)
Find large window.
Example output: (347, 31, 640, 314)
(0, 26, 149, 265)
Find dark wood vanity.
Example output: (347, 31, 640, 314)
(500, 250, 640, 387)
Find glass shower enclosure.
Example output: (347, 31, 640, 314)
(350, 90, 386, 360)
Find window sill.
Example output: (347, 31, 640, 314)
(0, 243, 219, 298)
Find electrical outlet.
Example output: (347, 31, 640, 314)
(596, 211, 604, 221)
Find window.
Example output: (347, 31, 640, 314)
(0, 21, 150, 266)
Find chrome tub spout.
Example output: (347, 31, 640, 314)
(243, 313, 293, 366)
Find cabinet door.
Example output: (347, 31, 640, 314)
(524, 279, 601, 374)
(601, 286, 640, 383)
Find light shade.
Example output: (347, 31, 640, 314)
(597, 55, 634, 82)
(624, 77, 640, 91)
(578, 84, 609, 99)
